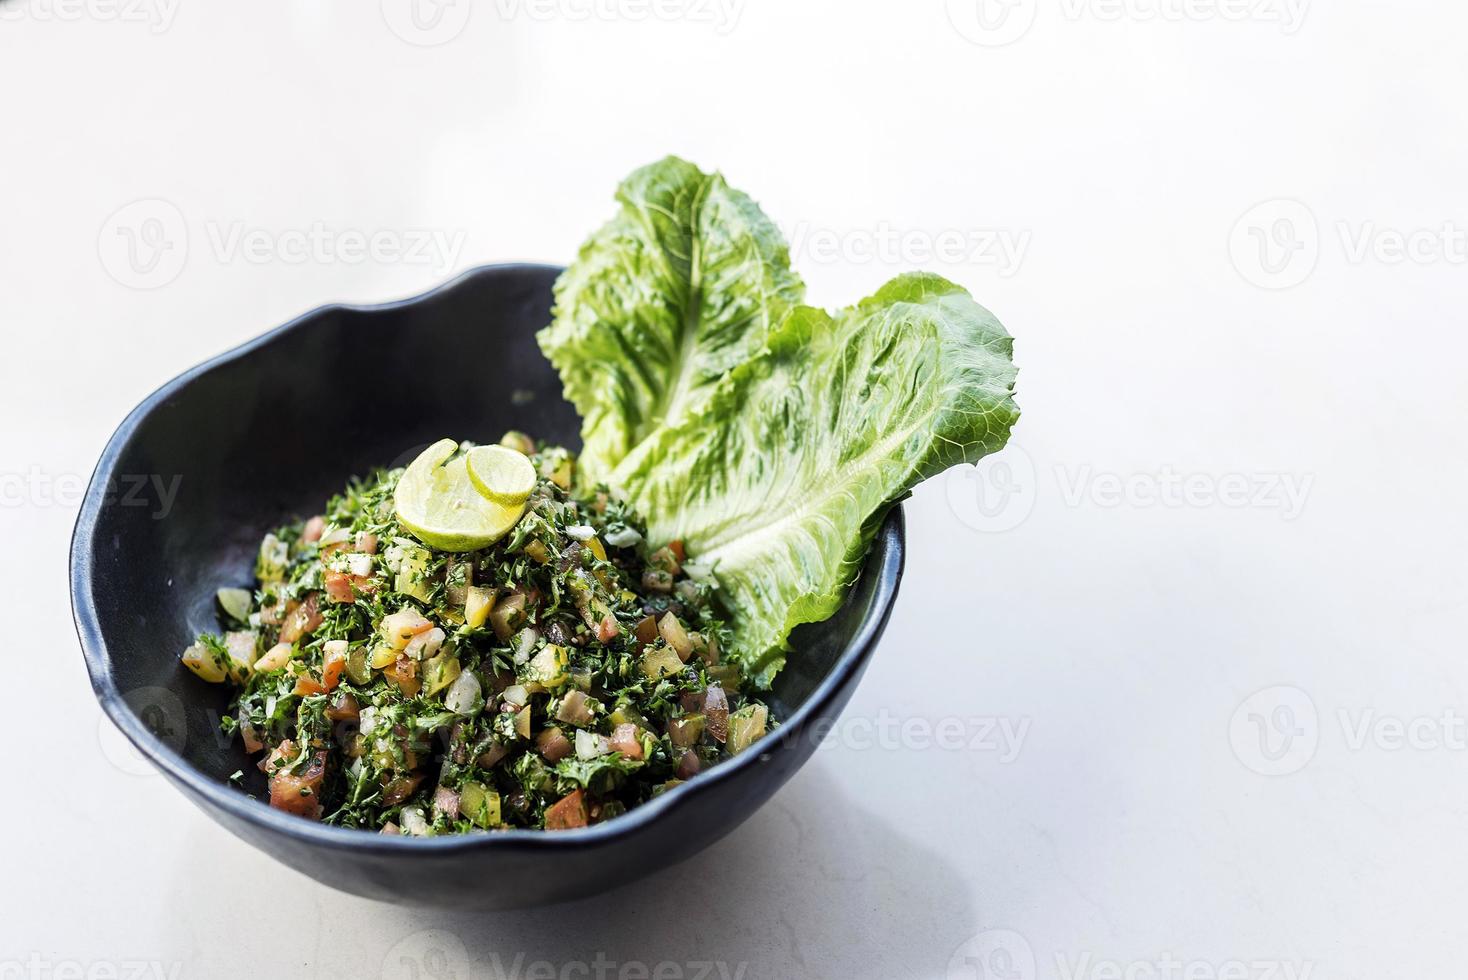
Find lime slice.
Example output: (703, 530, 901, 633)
(216, 588, 253, 623)
(395, 439, 526, 553)
(466, 445, 538, 506)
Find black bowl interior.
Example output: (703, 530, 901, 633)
(72, 264, 902, 905)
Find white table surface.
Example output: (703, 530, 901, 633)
(3, 2, 1465, 978)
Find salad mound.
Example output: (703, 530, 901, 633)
(184, 435, 768, 833)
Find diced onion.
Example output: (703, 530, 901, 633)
(400, 806, 430, 837)
(604, 526, 642, 548)
(574, 730, 610, 760)
(564, 524, 596, 541)
(444, 670, 482, 716)
(681, 560, 715, 582)
(318, 526, 351, 549)
(404, 626, 445, 662)
(512, 628, 540, 664)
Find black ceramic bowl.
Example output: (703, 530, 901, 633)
(70, 263, 904, 909)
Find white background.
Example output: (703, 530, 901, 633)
(2, 1, 1464, 978)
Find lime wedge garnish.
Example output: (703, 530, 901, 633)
(466, 445, 538, 506)
(216, 588, 253, 623)
(395, 439, 526, 552)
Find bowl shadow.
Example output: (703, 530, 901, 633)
(420, 761, 977, 979)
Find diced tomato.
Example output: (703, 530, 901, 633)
(649, 545, 681, 576)
(293, 674, 327, 697)
(536, 727, 573, 763)
(322, 647, 347, 691)
(301, 516, 326, 544)
(382, 607, 434, 648)
(704, 685, 729, 743)
(544, 789, 588, 830)
(477, 740, 510, 769)
(667, 539, 686, 563)
(433, 785, 461, 820)
(279, 593, 323, 643)
(596, 614, 620, 644)
(324, 571, 354, 604)
(325, 689, 359, 723)
(268, 748, 326, 820)
(610, 723, 644, 760)
(354, 531, 378, 554)
(382, 773, 424, 806)
(259, 600, 285, 627)
(633, 615, 659, 647)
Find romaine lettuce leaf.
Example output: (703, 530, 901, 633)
(541, 160, 1020, 687)
(539, 156, 804, 483)
(617, 273, 1019, 686)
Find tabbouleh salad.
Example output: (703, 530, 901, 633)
(183, 434, 769, 835)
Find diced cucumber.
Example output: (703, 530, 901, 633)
(525, 644, 569, 690)
(423, 654, 462, 697)
(706, 663, 742, 692)
(728, 704, 768, 755)
(460, 781, 501, 829)
(667, 714, 705, 749)
(395, 544, 435, 603)
(639, 645, 684, 681)
(465, 585, 496, 629)
(609, 702, 652, 732)
(369, 643, 400, 669)
(344, 647, 371, 686)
